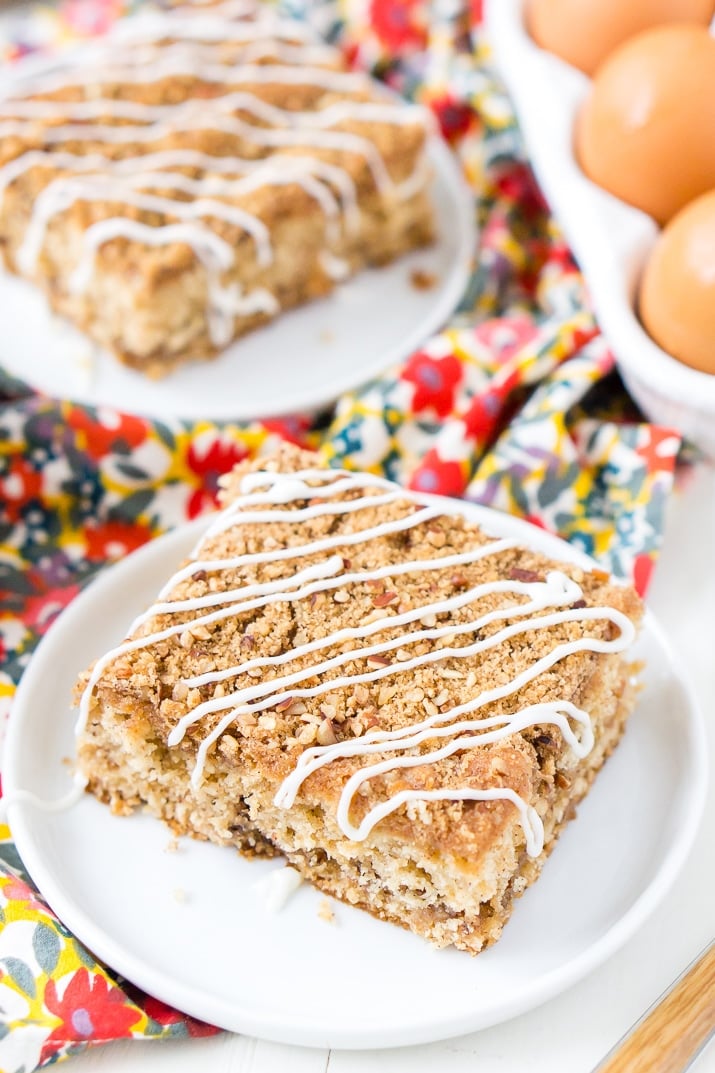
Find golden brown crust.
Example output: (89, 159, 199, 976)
(76, 445, 644, 951)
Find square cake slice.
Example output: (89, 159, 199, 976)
(75, 445, 643, 954)
(0, 5, 433, 377)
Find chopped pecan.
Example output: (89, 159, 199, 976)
(508, 567, 543, 583)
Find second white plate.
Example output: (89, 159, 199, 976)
(2, 501, 707, 1049)
(0, 135, 473, 422)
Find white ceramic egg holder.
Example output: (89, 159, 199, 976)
(485, 0, 715, 459)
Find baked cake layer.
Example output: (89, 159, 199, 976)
(0, 5, 434, 376)
(75, 445, 643, 953)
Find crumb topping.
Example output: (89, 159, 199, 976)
(78, 445, 643, 856)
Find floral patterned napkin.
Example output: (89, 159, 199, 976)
(0, 0, 679, 1068)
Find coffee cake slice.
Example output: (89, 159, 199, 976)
(0, 5, 433, 377)
(75, 445, 643, 954)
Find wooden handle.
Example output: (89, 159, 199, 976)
(594, 942, 715, 1073)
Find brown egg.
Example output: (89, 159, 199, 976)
(574, 26, 715, 225)
(639, 191, 715, 375)
(527, 0, 715, 76)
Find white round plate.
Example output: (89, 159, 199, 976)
(3, 503, 707, 1049)
(0, 136, 473, 422)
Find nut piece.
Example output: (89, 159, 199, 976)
(172, 681, 189, 702)
(298, 723, 318, 745)
(410, 268, 436, 291)
(317, 718, 338, 746)
(508, 567, 543, 584)
(354, 684, 370, 705)
(372, 591, 398, 608)
(367, 655, 392, 668)
(318, 898, 335, 923)
(439, 667, 464, 680)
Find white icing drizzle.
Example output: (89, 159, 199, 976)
(0, 113, 393, 193)
(0, 773, 88, 822)
(0, 124, 394, 349)
(0, 94, 423, 136)
(179, 561, 525, 689)
(346, 788, 544, 857)
(320, 249, 350, 281)
(16, 162, 350, 282)
(165, 0, 268, 20)
(205, 282, 278, 345)
(0, 6, 430, 348)
(169, 564, 555, 739)
(18, 176, 274, 276)
(393, 157, 433, 201)
(87, 36, 339, 69)
(71, 220, 232, 293)
(167, 0, 258, 10)
(0, 11, 326, 106)
(3, 62, 373, 102)
(59, 209, 276, 348)
(0, 149, 362, 233)
(4, 9, 323, 88)
(77, 468, 636, 858)
(253, 865, 304, 914)
(190, 602, 627, 809)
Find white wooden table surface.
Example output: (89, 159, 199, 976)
(65, 461, 715, 1073)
